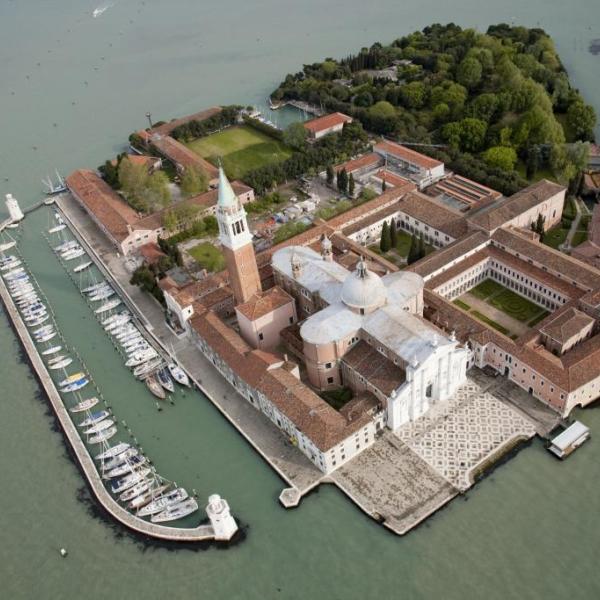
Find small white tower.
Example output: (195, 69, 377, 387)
(320, 235, 333, 262)
(206, 494, 238, 541)
(5, 194, 24, 223)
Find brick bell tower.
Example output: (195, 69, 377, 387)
(216, 167, 262, 305)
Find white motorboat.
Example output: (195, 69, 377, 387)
(32, 323, 53, 336)
(105, 318, 133, 333)
(102, 311, 129, 326)
(168, 363, 191, 387)
(100, 447, 138, 471)
(138, 488, 189, 517)
(70, 397, 99, 413)
(111, 468, 151, 494)
(47, 353, 67, 365)
(103, 455, 147, 479)
(123, 340, 150, 354)
(119, 478, 154, 503)
(128, 484, 169, 511)
(117, 331, 142, 345)
(95, 298, 122, 314)
(133, 358, 162, 378)
(0, 260, 21, 272)
(48, 357, 73, 370)
(42, 345, 62, 356)
(86, 284, 110, 297)
(73, 261, 92, 273)
(27, 314, 50, 327)
(0, 240, 16, 252)
(48, 224, 66, 234)
(83, 418, 115, 436)
(83, 280, 108, 294)
(12, 286, 35, 298)
(78, 410, 110, 428)
(126, 349, 157, 368)
(88, 425, 117, 444)
(42, 171, 67, 195)
(151, 498, 198, 523)
(95, 442, 131, 462)
(63, 248, 85, 261)
(24, 306, 47, 318)
(36, 331, 57, 344)
(54, 240, 78, 253)
(4, 268, 26, 279)
(89, 289, 115, 302)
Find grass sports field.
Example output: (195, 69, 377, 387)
(185, 125, 293, 180)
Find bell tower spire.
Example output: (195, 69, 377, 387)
(215, 167, 261, 304)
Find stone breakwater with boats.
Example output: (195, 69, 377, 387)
(0, 213, 239, 543)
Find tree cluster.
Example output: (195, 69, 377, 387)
(170, 106, 241, 142)
(271, 24, 596, 192)
(118, 158, 171, 213)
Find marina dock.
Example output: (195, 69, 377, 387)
(0, 259, 220, 543)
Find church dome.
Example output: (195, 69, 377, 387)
(341, 258, 387, 314)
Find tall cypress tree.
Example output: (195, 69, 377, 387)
(407, 234, 419, 264)
(326, 164, 334, 185)
(348, 173, 355, 197)
(380, 220, 391, 252)
(390, 219, 398, 249)
(382, 177, 387, 193)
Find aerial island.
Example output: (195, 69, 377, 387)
(4, 23, 600, 536)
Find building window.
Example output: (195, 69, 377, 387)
(325, 362, 332, 369)
(327, 377, 334, 384)
(258, 333, 264, 341)
(289, 316, 294, 324)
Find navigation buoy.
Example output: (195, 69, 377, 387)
(60, 548, 68, 557)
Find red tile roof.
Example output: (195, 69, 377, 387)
(66, 169, 139, 243)
(303, 112, 352, 134)
(235, 286, 294, 321)
(150, 135, 219, 179)
(374, 140, 443, 170)
(334, 153, 381, 174)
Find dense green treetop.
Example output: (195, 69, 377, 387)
(271, 23, 596, 195)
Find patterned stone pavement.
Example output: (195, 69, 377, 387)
(396, 379, 537, 491)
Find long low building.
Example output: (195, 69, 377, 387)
(66, 169, 253, 255)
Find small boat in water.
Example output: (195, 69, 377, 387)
(100, 447, 138, 471)
(78, 410, 110, 428)
(54, 240, 78, 253)
(73, 261, 92, 273)
(95, 298, 122, 314)
(88, 425, 117, 444)
(168, 363, 190, 387)
(27, 314, 50, 327)
(59, 372, 86, 387)
(48, 357, 73, 370)
(48, 224, 66, 234)
(36, 331, 58, 344)
(157, 368, 174, 393)
(89, 288, 115, 302)
(119, 477, 154, 503)
(102, 311, 129, 326)
(42, 170, 67, 195)
(63, 248, 85, 261)
(145, 374, 166, 399)
(83, 418, 115, 436)
(70, 397, 99, 413)
(128, 484, 169, 511)
(111, 468, 151, 494)
(104, 455, 147, 479)
(151, 497, 198, 523)
(95, 441, 130, 461)
(42, 345, 62, 356)
(61, 378, 89, 393)
(138, 488, 189, 517)
(126, 349, 157, 368)
(83, 280, 107, 294)
(133, 358, 163, 379)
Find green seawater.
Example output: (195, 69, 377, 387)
(1, 1, 600, 598)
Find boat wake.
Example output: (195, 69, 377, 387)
(92, 2, 115, 18)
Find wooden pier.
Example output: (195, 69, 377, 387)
(0, 273, 217, 543)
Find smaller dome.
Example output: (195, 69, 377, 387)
(341, 258, 387, 313)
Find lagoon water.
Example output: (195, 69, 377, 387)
(1, 1, 600, 598)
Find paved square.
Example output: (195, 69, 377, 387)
(396, 379, 536, 490)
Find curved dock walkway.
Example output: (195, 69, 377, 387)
(0, 274, 216, 543)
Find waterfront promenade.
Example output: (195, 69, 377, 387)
(0, 270, 218, 543)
